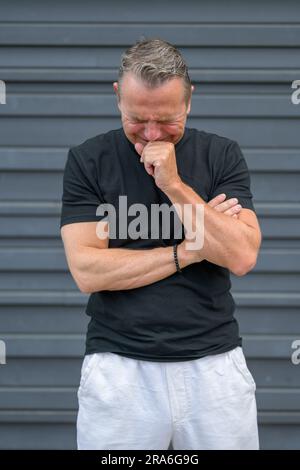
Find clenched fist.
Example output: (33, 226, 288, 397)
(135, 141, 181, 192)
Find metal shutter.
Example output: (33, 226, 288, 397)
(0, 0, 299, 449)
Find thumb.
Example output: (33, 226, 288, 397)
(134, 142, 145, 157)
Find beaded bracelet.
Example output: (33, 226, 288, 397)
(173, 243, 182, 273)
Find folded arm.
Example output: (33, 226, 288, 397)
(164, 181, 262, 276)
(60, 195, 246, 294)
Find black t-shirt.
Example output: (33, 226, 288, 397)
(60, 126, 255, 362)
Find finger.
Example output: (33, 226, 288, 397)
(144, 162, 154, 176)
(214, 198, 239, 212)
(223, 204, 242, 216)
(135, 142, 145, 157)
(207, 193, 226, 207)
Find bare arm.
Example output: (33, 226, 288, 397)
(61, 195, 240, 294)
(61, 221, 198, 293)
(164, 181, 262, 276)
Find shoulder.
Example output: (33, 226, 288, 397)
(185, 128, 241, 172)
(64, 128, 123, 177)
(186, 127, 237, 152)
(69, 128, 123, 159)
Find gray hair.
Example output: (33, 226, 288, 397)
(118, 38, 192, 104)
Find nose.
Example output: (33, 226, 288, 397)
(143, 122, 162, 141)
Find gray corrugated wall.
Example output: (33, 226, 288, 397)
(0, 0, 300, 450)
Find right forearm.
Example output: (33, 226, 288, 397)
(76, 242, 201, 293)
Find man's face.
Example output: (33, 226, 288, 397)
(113, 73, 192, 147)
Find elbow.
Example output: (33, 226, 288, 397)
(73, 269, 99, 294)
(78, 282, 93, 294)
(231, 253, 258, 277)
(77, 279, 100, 294)
(64, 248, 107, 293)
(77, 275, 103, 294)
(74, 271, 91, 294)
(231, 229, 262, 277)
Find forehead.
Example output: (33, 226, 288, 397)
(120, 73, 186, 115)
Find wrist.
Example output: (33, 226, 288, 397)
(172, 243, 182, 273)
(162, 177, 184, 197)
(177, 240, 200, 268)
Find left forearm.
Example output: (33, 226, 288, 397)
(165, 180, 259, 275)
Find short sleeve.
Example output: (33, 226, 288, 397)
(60, 147, 106, 228)
(209, 140, 256, 213)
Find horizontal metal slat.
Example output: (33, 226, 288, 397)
(1, 23, 300, 46)
(1, 68, 299, 83)
(0, 147, 299, 172)
(1, 248, 299, 271)
(0, 335, 297, 358)
(1, 118, 299, 148)
(1, 94, 299, 117)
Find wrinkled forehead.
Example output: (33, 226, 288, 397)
(119, 73, 187, 119)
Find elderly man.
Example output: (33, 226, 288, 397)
(60, 38, 261, 450)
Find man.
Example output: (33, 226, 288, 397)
(60, 38, 261, 450)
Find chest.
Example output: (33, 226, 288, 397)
(97, 150, 211, 248)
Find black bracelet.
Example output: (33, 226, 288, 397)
(173, 243, 182, 273)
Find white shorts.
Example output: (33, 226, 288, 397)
(77, 346, 259, 450)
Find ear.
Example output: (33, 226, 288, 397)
(186, 85, 194, 115)
(113, 81, 121, 102)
